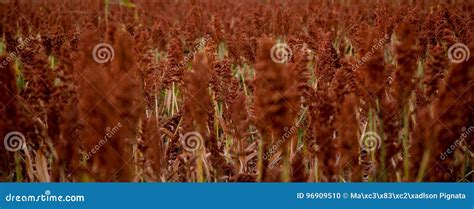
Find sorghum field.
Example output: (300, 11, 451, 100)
(0, 0, 472, 182)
